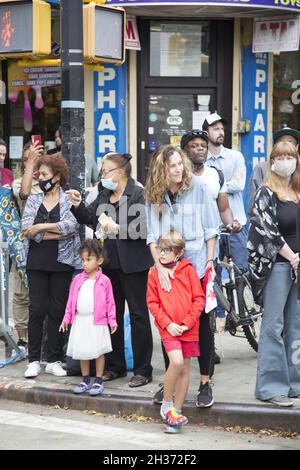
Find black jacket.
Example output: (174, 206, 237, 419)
(73, 178, 153, 274)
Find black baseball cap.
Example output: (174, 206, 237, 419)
(180, 130, 209, 150)
(273, 127, 300, 144)
(202, 112, 227, 131)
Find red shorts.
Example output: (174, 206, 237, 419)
(163, 339, 200, 358)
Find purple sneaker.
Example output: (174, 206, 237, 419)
(73, 382, 93, 394)
(89, 382, 104, 396)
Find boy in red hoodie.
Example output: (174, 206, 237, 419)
(147, 231, 205, 431)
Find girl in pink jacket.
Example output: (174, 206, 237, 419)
(60, 240, 117, 396)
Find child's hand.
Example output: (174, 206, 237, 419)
(59, 321, 68, 333)
(181, 325, 189, 333)
(110, 326, 118, 335)
(166, 322, 183, 337)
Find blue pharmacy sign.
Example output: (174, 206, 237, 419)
(241, 46, 268, 211)
(94, 64, 127, 163)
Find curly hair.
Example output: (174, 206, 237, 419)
(36, 153, 69, 187)
(144, 145, 192, 205)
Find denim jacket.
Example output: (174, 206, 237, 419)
(21, 189, 81, 269)
(146, 175, 219, 279)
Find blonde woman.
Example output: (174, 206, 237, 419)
(145, 145, 219, 408)
(248, 141, 300, 407)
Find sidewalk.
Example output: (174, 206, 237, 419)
(1, 323, 300, 433)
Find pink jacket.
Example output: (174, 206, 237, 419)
(63, 270, 117, 328)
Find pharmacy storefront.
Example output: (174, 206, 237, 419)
(97, 0, 300, 191)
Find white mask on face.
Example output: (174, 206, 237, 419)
(271, 159, 297, 178)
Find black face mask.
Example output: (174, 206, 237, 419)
(39, 177, 56, 193)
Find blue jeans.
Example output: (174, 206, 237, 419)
(215, 226, 248, 318)
(219, 225, 248, 272)
(255, 262, 300, 401)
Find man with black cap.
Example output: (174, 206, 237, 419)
(248, 126, 300, 218)
(203, 112, 248, 273)
(180, 129, 241, 231)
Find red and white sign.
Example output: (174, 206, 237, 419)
(126, 16, 140, 50)
(253, 16, 300, 53)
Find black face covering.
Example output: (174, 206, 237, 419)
(39, 177, 56, 193)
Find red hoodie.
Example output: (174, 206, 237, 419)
(147, 259, 205, 342)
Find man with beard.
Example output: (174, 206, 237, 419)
(203, 113, 248, 273)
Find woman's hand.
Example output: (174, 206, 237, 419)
(59, 321, 68, 333)
(156, 264, 174, 292)
(166, 322, 183, 337)
(205, 260, 216, 279)
(27, 143, 43, 167)
(110, 326, 118, 335)
(66, 189, 82, 208)
(22, 224, 43, 240)
(102, 217, 120, 235)
(290, 252, 299, 272)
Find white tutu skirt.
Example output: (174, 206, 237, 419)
(67, 313, 112, 360)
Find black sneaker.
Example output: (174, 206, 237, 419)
(153, 383, 164, 404)
(196, 382, 214, 408)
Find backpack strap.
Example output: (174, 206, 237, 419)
(210, 166, 225, 190)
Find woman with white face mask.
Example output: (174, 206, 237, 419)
(67, 153, 153, 388)
(248, 141, 300, 407)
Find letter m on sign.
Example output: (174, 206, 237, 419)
(126, 19, 135, 41)
(125, 17, 140, 50)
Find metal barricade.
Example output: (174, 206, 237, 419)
(0, 237, 25, 367)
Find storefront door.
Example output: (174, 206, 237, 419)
(138, 19, 233, 183)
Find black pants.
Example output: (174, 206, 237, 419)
(161, 312, 215, 379)
(27, 270, 73, 363)
(103, 269, 153, 378)
(197, 310, 215, 377)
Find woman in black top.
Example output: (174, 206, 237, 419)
(68, 153, 153, 387)
(248, 141, 300, 407)
(22, 154, 81, 379)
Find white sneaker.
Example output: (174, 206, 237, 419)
(45, 361, 66, 377)
(24, 361, 41, 378)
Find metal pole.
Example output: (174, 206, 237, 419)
(60, 0, 85, 194)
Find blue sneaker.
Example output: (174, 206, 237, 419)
(89, 382, 104, 396)
(73, 381, 93, 394)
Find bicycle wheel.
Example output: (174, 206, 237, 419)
(236, 276, 262, 352)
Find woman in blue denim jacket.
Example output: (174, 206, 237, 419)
(144, 145, 219, 408)
(21, 154, 81, 380)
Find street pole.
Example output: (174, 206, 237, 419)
(60, 0, 85, 194)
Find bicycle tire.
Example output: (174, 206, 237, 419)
(236, 277, 262, 352)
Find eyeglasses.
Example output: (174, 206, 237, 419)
(156, 246, 173, 255)
(100, 167, 118, 177)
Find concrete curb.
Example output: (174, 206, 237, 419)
(0, 384, 300, 432)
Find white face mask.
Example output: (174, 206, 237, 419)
(271, 159, 297, 178)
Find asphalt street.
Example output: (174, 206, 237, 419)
(0, 399, 299, 451)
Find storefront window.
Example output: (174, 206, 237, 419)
(147, 93, 211, 152)
(150, 21, 210, 77)
(273, 51, 300, 131)
(8, 61, 61, 177)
